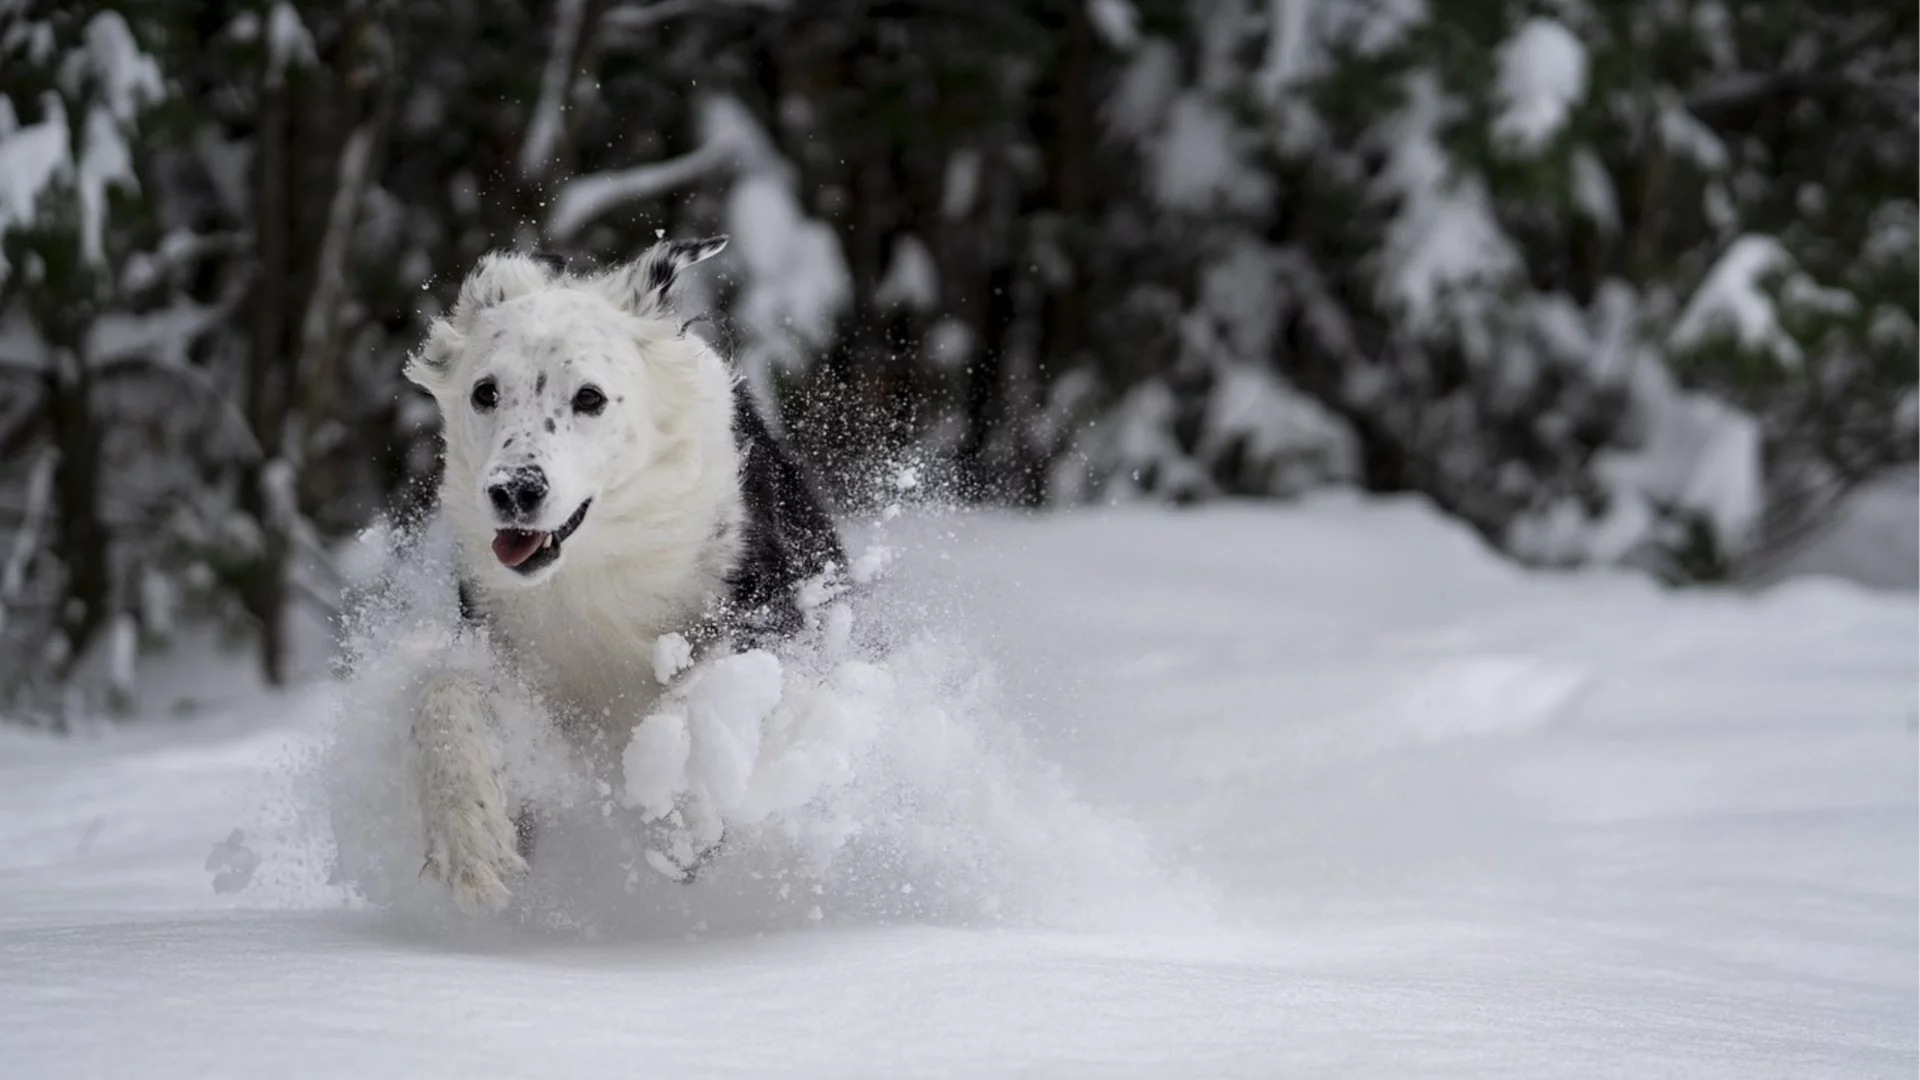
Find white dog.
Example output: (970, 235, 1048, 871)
(399, 238, 843, 914)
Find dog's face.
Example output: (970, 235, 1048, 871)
(406, 238, 728, 586)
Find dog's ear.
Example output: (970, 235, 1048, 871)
(404, 320, 462, 393)
(452, 250, 557, 326)
(605, 236, 728, 319)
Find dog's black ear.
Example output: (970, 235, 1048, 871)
(612, 236, 728, 317)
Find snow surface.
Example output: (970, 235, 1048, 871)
(1753, 468, 1920, 593)
(0, 496, 1914, 1078)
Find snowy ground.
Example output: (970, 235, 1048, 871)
(1, 493, 1914, 1078)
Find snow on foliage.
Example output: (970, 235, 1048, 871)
(1571, 148, 1618, 231)
(1491, 18, 1587, 154)
(66, 12, 162, 124)
(1654, 88, 1728, 171)
(1669, 235, 1804, 366)
(728, 176, 852, 348)
(0, 96, 70, 285)
(1372, 74, 1520, 329)
(1256, 0, 1317, 99)
(1199, 365, 1359, 494)
(517, 0, 587, 179)
(1507, 282, 1767, 564)
(1086, 0, 1140, 51)
(1103, 39, 1180, 143)
(264, 1, 316, 81)
(547, 140, 732, 239)
(0, 12, 162, 284)
(1152, 93, 1270, 213)
(874, 233, 938, 312)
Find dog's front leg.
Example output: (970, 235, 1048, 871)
(410, 671, 527, 915)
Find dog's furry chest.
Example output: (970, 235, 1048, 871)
(473, 560, 727, 749)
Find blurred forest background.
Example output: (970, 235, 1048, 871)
(0, 0, 1914, 721)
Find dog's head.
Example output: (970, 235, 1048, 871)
(405, 237, 731, 585)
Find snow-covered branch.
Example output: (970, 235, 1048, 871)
(84, 300, 225, 369)
(547, 137, 736, 239)
(599, 0, 786, 37)
(297, 120, 379, 382)
(518, 0, 589, 180)
(0, 307, 53, 374)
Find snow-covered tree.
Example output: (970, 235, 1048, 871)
(1, 0, 1910, 717)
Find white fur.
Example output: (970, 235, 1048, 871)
(401, 244, 743, 913)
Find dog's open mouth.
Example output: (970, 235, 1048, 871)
(492, 499, 591, 575)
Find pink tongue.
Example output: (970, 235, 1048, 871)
(492, 529, 544, 568)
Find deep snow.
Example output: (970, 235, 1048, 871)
(0, 494, 1914, 1078)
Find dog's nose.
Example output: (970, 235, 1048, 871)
(486, 466, 549, 520)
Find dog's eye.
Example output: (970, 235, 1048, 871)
(572, 385, 607, 415)
(470, 378, 499, 412)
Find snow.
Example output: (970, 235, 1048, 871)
(1571, 147, 1618, 231)
(1753, 467, 1920, 593)
(1257, 0, 1317, 99)
(1103, 39, 1180, 143)
(873, 233, 938, 311)
(1150, 93, 1269, 213)
(1655, 88, 1728, 170)
(1670, 235, 1801, 366)
(0, 12, 162, 283)
(939, 149, 979, 219)
(0, 93, 72, 286)
(0, 497, 1914, 1077)
(1199, 365, 1359, 494)
(70, 12, 163, 125)
(86, 298, 223, 368)
(264, 1, 316, 82)
(546, 140, 732, 239)
(1372, 74, 1520, 330)
(517, 0, 587, 179)
(726, 174, 851, 351)
(1501, 282, 1770, 563)
(1086, 0, 1140, 51)
(1600, 378, 1765, 557)
(1492, 18, 1587, 154)
(75, 105, 136, 267)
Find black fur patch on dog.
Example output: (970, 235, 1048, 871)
(710, 382, 844, 648)
(457, 577, 486, 627)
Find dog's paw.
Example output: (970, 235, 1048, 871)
(421, 803, 528, 916)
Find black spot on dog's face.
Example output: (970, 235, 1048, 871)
(535, 373, 547, 394)
(545, 418, 556, 433)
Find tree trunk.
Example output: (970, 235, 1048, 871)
(44, 349, 108, 680)
(242, 68, 294, 687)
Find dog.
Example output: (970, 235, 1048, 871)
(399, 237, 843, 914)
